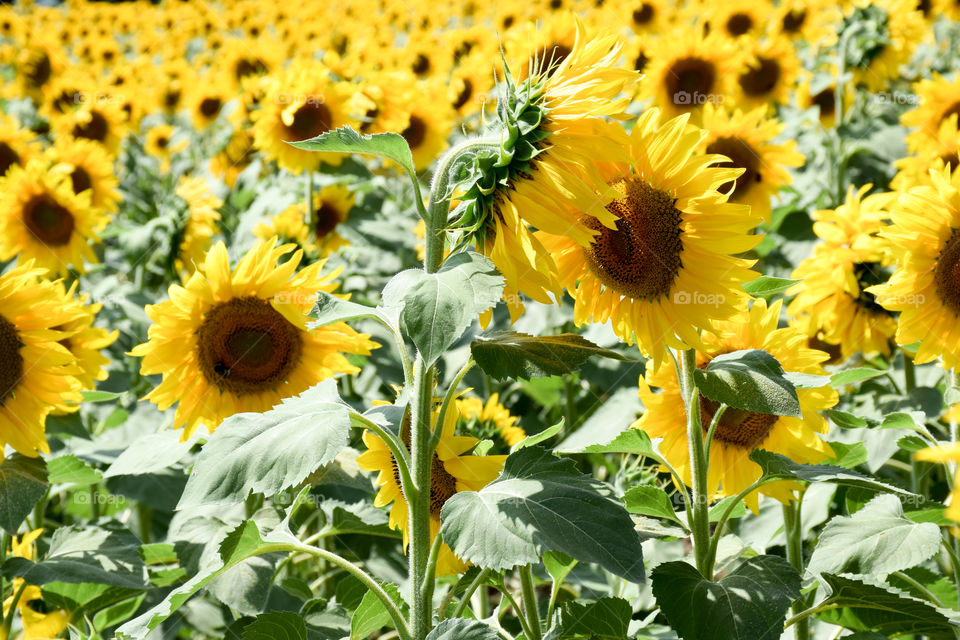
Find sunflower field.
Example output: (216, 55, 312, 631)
(9, 1, 960, 639)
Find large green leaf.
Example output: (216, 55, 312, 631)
(103, 432, 193, 479)
(425, 619, 500, 640)
(178, 381, 350, 507)
(815, 574, 957, 638)
(750, 450, 919, 497)
(287, 126, 416, 178)
(554, 597, 632, 639)
(47, 455, 102, 486)
(651, 555, 801, 640)
(470, 331, 629, 380)
(0, 453, 47, 534)
(397, 252, 503, 364)
(807, 494, 941, 577)
(694, 349, 802, 418)
(242, 611, 306, 640)
(116, 520, 280, 639)
(440, 447, 645, 582)
(2, 521, 149, 588)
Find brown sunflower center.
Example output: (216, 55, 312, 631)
(23, 194, 75, 246)
(940, 151, 959, 171)
(739, 57, 780, 97)
(453, 78, 474, 110)
(196, 296, 303, 395)
(0, 143, 20, 176)
(633, 3, 655, 25)
(699, 394, 778, 449)
(941, 102, 960, 129)
(156, 135, 169, 149)
(70, 166, 92, 195)
(72, 110, 108, 143)
(706, 136, 760, 197)
(665, 57, 716, 106)
(634, 51, 650, 72)
(725, 13, 753, 36)
(314, 202, 342, 239)
(234, 57, 267, 81)
(411, 53, 431, 76)
(0, 314, 23, 405)
(164, 88, 182, 109)
(918, 0, 932, 16)
(53, 89, 81, 113)
(390, 416, 460, 516)
(782, 8, 807, 32)
(812, 88, 836, 118)
(533, 43, 572, 75)
(935, 228, 960, 313)
(401, 115, 427, 150)
(287, 101, 332, 141)
(199, 97, 222, 119)
(25, 51, 51, 88)
(581, 178, 683, 300)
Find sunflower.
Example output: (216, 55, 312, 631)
(0, 160, 107, 276)
(219, 36, 280, 92)
(902, 73, 960, 152)
(53, 281, 117, 391)
(622, 0, 672, 35)
(130, 239, 378, 440)
(788, 185, 898, 361)
(867, 165, 960, 370)
(355, 75, 417, 136)
(457, 393, 527, 449)
(48, 137, 121, 213)
(916, 442, 960, 524)
(704, 2, 767, 39)
(2, 530, 71, 639)
(0, 115, 36, 177)
(356, 404, 507, 576)
(893, 119, 960, 190)
(253, 61, 361, 174)
(210, 129, 258, 187)
(0, 263, 85, 457)
(842, 0, 927, 93)
(174, 176, 222, 276)
(17, 44, 59, 100)
(796, 71, 853, 129)
(734, 36, 800, 110)
(398, 77, 454, 172)
(537, 109, 761, 368)
(189, 77, 233, 129)
(641, 26, 741, 119)
(633, 299, 838, 512)
(773, 0, 841, 45)
(144, 123, 187, 171)
(697, 103, 804, 221)
(253, 184, 353, 257)
(52, 101, 126, 157)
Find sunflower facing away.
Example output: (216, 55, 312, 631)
(788, 185, 898, 361)
(357, 404, 507, 576)
(0, 159, 108, 276)
(537, 108, 761, 368)
(2, 530, 70, 639)
(130, 239, 378, 440)
(0, 263, 85, 457)
(633, 299, 838, 512)
(868, 165, 960, 370)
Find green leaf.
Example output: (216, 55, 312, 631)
(0, 453, 48, 534)
(3, 521, 149, 588)
(425, 619, 500, 640)
(116, 521, 279, 639)
(830, 368, 888, 386)
(807, 494, 941, 577)
(830, 410, 870, 429)
(694, 350, 802, 418)
(707, 495, 746, 522)
(815, 574, 957, 637)
(742, 276, 800, 297)
(543, 551, 577, 584)
(350, 582, 407, 640)
(471, 331, 629, 381)
(48, 455, 103, 486)
(581, 428, 657, 458)
(826, 441, 868, 468)
(308, 290, 395, 330)
(81, 390, 121, 403)
(898, 435, 930, 452)
(287, 126, 416, 178)
(750, 449, 919, 498)
(398, 252, 504, 364)
(651, 555, 801, 640)
(511, 418, 563, 452)
(103, 432, 193, 479)
(623, 486, 684, 527)
(178, 381, 350, 507)
(556, 597, 632, 639)
(441, 447, 645, 582)
(242, 611, 306, 640)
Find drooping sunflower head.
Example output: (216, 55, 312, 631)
(0, 159, 107, 276)
(697, 102, 804, 221)
(130, 239, 378, 439)
(48, 137, 121, 213)
(868, 165, 960, 369)
(788, 185, 898, 361)
(356, 402, 507, 576)
(633, 298, 838, 513)
(537, 108, 762, 368)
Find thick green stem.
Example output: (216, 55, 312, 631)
(519, 565, 542, 640)
(420, 533, 444, 616)
(409, 358, 436, 640)
(706, 477, 774, 569)
(783, 500, 809, 640)
(903, 351, 916, 392)
(431, 358, 475, 452)
(677, 348, 712, 578)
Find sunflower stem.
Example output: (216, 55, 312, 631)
(903, 351, 916, 392)
(519, 565, 542, 640)
(2, 580, 28, 638)
(677, 348, 712, 579)
(431, 357, 475, 452)
(450, 567, 490, 619)
(782, 498, 809, 640)
(420, 532, 444, 614)
(351, 412, 414, 504)
(409, 356, 436, 640)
